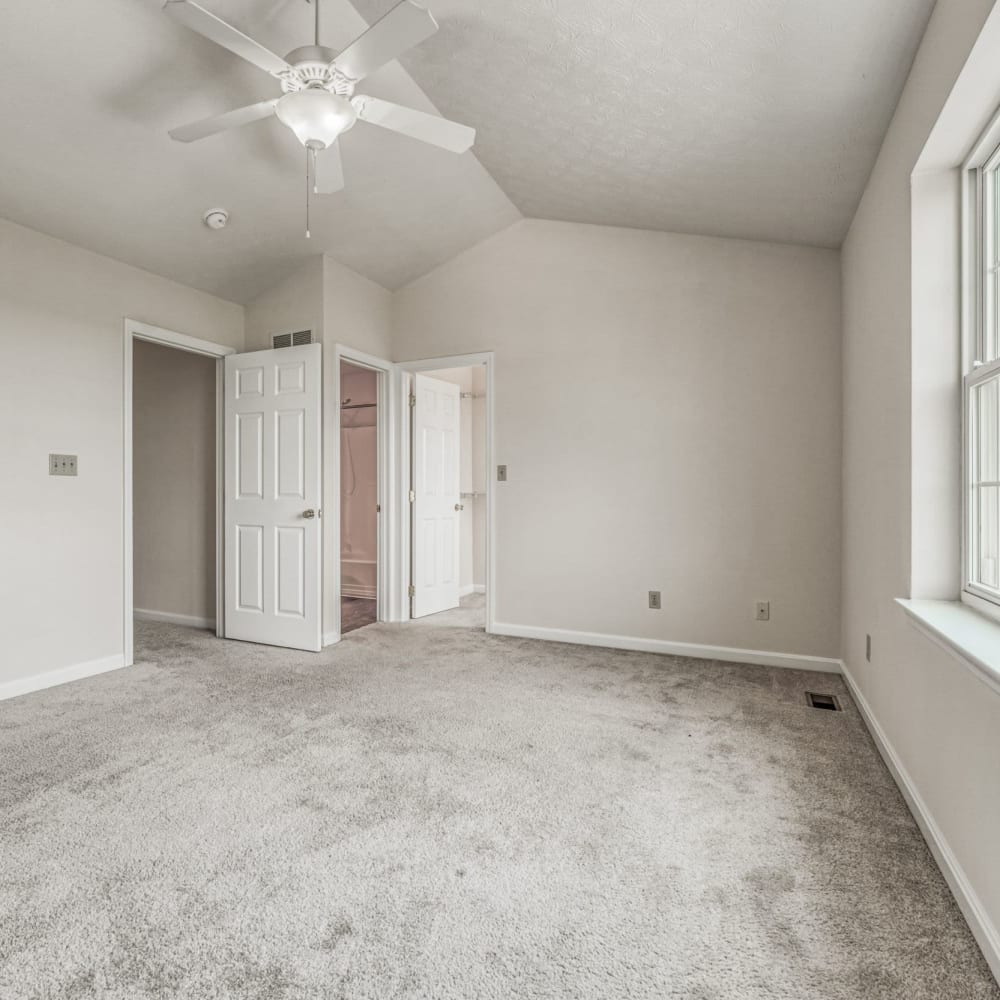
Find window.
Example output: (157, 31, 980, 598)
(966, 144, 1000, 606)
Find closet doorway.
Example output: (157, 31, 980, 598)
(122, 319, 233, 665)
(340, 359, 379, 633)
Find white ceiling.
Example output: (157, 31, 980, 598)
(0, 0, 518, 301)
(0, 0, 935, 303)
(352, 0, 937, 248)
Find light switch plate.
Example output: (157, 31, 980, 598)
(49, 454, 78, 476)
(497, 464, 508, 482)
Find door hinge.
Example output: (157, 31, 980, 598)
(409, 490, 415, 503)
(408, 584, 415, 598)
(409, 393, 416, 408)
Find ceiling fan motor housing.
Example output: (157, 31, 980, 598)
(278, 46, 355, 96)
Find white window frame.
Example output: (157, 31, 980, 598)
(963, 126, 1000, 617)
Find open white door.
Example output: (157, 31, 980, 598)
(224, 343, 322, 651)
(411, 373, 461, 618)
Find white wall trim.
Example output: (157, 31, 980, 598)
(342, 588, 377, 600)
(0, 654, 128, 703)
(491, 622, 841, 673)
(841, 661, 1000, 981)
(134, 608, 216, 630)
(460, 584, 486, 597)
(322, 632, 340, 647)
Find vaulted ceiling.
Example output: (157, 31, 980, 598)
(0, 0, 935, 303)
(0, 0, 517, 301)
(352, 0, 937, 248)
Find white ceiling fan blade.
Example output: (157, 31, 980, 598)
(332, 0, 438, 83)
(163, 0, 291, 76)
(353, 96, 475, 153)
(312, 143, 345, 194)
(169, 99, 279, 142)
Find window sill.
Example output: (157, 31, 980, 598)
(896, 598, 1000, 697)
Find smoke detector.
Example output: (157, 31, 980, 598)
(202, 208, 229, 230)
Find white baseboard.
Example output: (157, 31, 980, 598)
(134, 608, 215, 630)
(490, 622, 841, 673)
(322, 632, 340, 647)
(342, 588, 377, 600)
(0, 654, 128, 703)
(459, 584, 487, 597)
(841, 661, 1000, 982)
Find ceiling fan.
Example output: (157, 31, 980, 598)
(164, 0, 475, 212)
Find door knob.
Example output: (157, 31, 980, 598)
(303, 509, 316, 519)
(454, 503, 464, 511)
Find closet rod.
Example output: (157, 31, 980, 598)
(341, 402, 377, 410)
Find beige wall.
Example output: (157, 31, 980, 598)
(243, 259, 323, 353)
(132, 340, 217, 623)
(841, 0, 1000, 963)
(394, 219, 842, 657)
(0, 218, 243, 687)
(323, 255, 392, 361)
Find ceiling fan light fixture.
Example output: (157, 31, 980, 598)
(275, 89, 356, 149)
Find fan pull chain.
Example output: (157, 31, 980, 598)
(305, 148, 311, 239)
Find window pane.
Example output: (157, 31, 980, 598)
(978, 485, 1000, 590)
(977, 377, 999, 483)
(986, 170, 1000, 267)
(985, 168, 1000, 362)
(987, 269, 998, 365)
(994, 166, 1000, 263)
(972, 374, 1000, 594)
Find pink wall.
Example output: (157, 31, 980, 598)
(340, 362, 378, 598)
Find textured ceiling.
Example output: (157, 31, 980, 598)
(0, 0, 518, 301)
(0, 0, 937, 303)
(351, 0, 937, 249)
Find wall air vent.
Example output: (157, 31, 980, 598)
(805, 692, 842, 711)
(272, 330, 312, 349)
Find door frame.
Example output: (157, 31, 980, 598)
(122, 319, 235, 666)
(331, 344, 397, 642)
(396, 352, 495, 633)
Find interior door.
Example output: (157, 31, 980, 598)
(411, 373, 461, 618)
(224, 343, 322, 650)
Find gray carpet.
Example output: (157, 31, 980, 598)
(1, 599, 997, 1000)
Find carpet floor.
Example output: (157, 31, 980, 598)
(1, 598, 997, 999)
(341, 597, 378, 634)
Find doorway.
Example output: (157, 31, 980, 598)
(401, 356, 492, 631)
(133, 340, 216, 628)
(123, 320, 233, 666)
(340, 359, 379, 633)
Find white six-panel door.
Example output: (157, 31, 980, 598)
(224, 344, 322, 651)
(412, 373, 461, 618)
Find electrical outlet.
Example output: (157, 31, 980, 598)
(866, 634, 872, 662)
(648, 591, 661, 610)
(755, 601, 770, 622)
(497, 465, 507, 482)
(49, 454, 78, 477)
